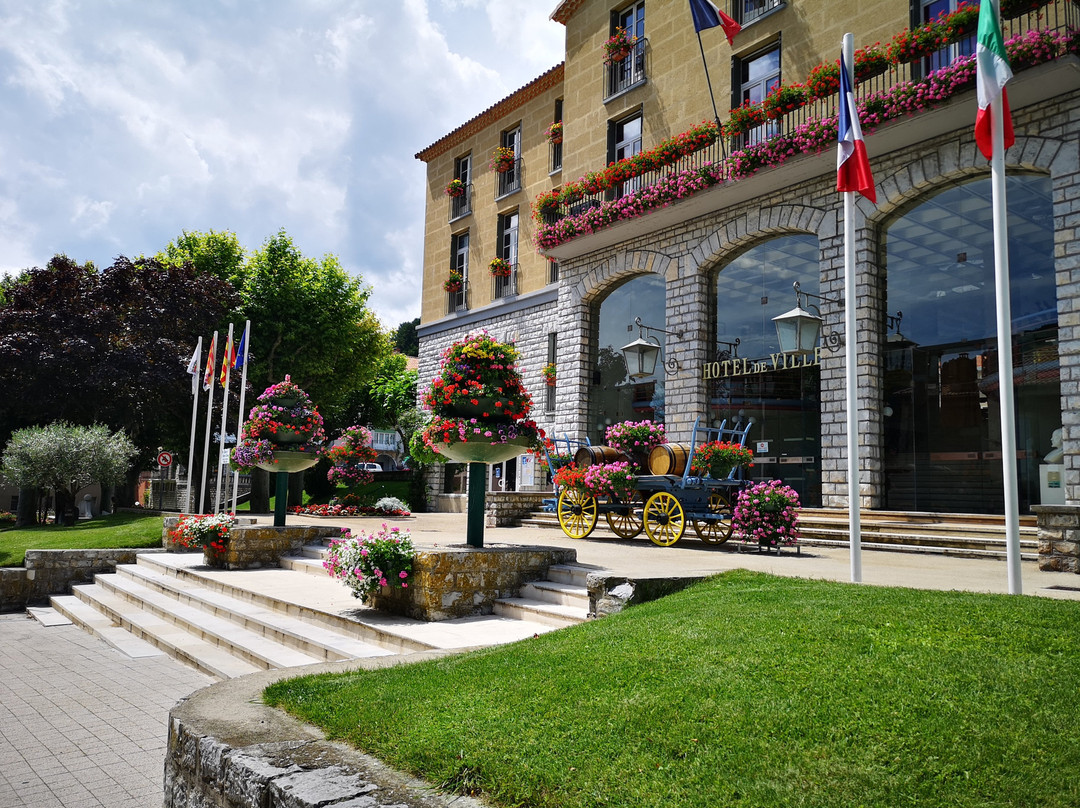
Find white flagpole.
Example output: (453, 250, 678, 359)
(841, 33, 863, 584)
(214, 323, 234, 513)
(230, 320, 252, 514)
(990, 89, 1021, 594)
(199, 331, 218, 514)
(185, 336, 202, 513)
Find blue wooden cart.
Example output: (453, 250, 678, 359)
(554, 418, 753, 547)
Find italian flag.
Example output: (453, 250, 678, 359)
(975, 0, 1014, 160)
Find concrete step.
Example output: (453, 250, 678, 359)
(49, 595, 164, 659)
(547, 564, 592, 587)
(279, 554, 331, 577)
(521, 580, 589, 609)
(492, 596, 588, 628)
(111, 563, 394, 663)
(60, 585, 262, 680)
(134, 553, 434, 655)
(75, 577, 323, 671)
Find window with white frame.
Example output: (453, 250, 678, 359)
(734, 45, 780, 145)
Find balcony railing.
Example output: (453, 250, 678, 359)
(495, 158, 523, 198)
(492, 265, 518, 300)
(446, 281, 469, 315)
(739, 0, 784, 26)
(605, 37, 647, 100)
(539, 2, 1078, 249)
(448, 183, 472, 221)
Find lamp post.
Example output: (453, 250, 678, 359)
(620, 317, 682, 380)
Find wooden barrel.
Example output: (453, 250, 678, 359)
(574, 445, 627, 467)
(649, 443, 693, 476)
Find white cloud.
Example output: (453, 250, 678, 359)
(0, 0, 566, 325)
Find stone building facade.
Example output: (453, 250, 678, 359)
(416, 0, 1080, 514)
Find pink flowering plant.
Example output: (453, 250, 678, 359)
(605, 420, 667, 456)
(323, 524, 415, 601)
(232, 376, 326, 471)
(733, 480, 801, 548)
(326, 425, 378, 486)
(582, 461, 635, 501)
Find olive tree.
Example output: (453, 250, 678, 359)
(1, 423, 137, 526)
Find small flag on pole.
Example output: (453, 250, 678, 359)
(185, 345, 200, 395)
(203, 334, 217, 391)
(234, 327, 247, 369)
(219, 335, 235, 387)
(975, 0, 1014, 160)
(836, 48, 876, 203)
(688, 0, 741, 45)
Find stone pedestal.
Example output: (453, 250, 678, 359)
(1033, 505, 1080, 573)
(368, 544, 576, 620)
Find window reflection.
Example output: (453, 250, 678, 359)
(884, 174, 1058, 513)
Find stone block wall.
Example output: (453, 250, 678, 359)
(220, 525, 342, 570)
(485, 491, 549, 526)
(1034, 505, 1080, 573)
(371, 545, 576, 621)
(0, 548, 163, 612)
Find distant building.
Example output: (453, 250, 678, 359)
(416, 0, 1080, 515)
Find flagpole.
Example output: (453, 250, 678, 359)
(990, 91, 1021, 594)
(230, 320, 251, 514)
(842, 33, 862, 583)
(199, 331, 218, 514)
(185, 337, 202, 514)
(214, 323, 234, 513)
(695, 32, 727, 159)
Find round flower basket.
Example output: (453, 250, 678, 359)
(447, 398, 514, 422)
(256, 450, 321, 474)
(270, 396, 301, 408)
(434, 435, 534, 464)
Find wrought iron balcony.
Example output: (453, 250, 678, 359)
(446, 281, 469, 315)
(491, 265, 518, 300)
(739, 0, 785, 26)
(448, 183, 472, 222)
(495, 158, 523, 199)
(605, 37, 647, 100)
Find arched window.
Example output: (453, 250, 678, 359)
(712, 235, 822, 506)
(589, 274, 666, 443)
(883, 173, 1058, 514)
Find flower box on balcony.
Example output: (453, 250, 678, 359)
(546, 120, 563, 145)
(489, 257, 512, 277)
(603, 27, 636, 64)
(762, 84, 807, 120)
(1001, 0, 1051, 18)
(489, 147, 516, 174)
(444, 179, 466, 198)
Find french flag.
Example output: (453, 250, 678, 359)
(688, 0, 741, 46)
(836, 49, 876, 203)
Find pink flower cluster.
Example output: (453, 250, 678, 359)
(582, 461, 635, 500)
(534, 27, 1075, 251)
(733, 480, 801, 547)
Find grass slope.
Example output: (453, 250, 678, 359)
(0, 512, 163, 566)
(266, 571, 1080, 808)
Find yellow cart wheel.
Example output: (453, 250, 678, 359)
(557, 489, 598, 539)
(605, 491, 643, 539)
(693, 492, 734, 545)
(643, 491, 685, 547)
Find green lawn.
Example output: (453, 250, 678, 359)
(0, 512, 164, 566)
(265, 570, 1080, 808)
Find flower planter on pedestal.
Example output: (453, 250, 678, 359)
(257, 451, 320, 527)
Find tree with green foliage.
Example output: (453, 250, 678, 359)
(156, 229, 246, 287)
(240, 230, 387, 412)
(1, 423, 137, 526)
(393, 317, 420, 356)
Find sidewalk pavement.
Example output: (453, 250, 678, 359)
(3, 513, 1078, 808)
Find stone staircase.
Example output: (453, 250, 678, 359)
(520, 506, 1039, 560)
(49, 546, 593, 680)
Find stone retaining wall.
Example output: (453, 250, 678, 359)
(371, 545, 576, 620)
(165, 654, 490, 808)
(484, 491, 549, 526)
(1034, 505, 1080, 573)
(161, 519, 340, 570)
(0, 548, 163, 612)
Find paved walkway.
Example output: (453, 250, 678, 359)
(3, 513, 1079, 808)
(0, 613, 212, 808)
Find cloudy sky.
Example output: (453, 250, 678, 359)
(0, 0, 565, 329)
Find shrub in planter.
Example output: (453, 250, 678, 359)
(690, 441, 755, 479)
(733, 480, 801, 548)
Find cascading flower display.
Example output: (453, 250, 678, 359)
(420, 331, 544, 455)
(326, 425, 379, 486)
(231, 375, 326, 471)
